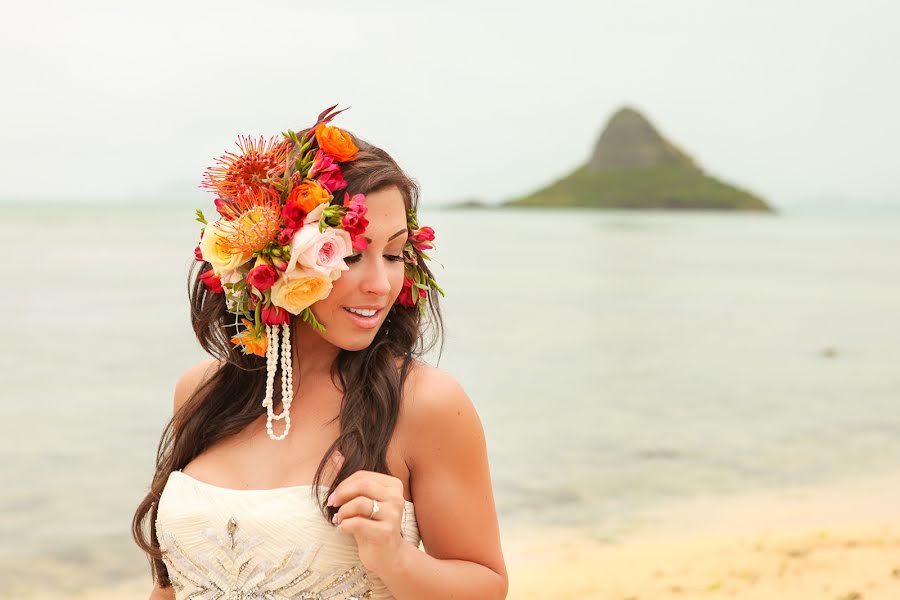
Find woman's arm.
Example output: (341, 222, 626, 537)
(311, 363, 510, 598)
(378, 366, 508, 600)
(148, 583, 175, 600)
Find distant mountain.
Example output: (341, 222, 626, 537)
(506, 106, 773, 211)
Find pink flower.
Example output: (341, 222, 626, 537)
(409, 225, 435, 251)
(261, 303, 290, 325)
(199, 269, 224, 294)
(277, 228, 294, 246)
(308, 149, 348, 192)
(342, 192, 369, 251)
(247, 264, 277, 291)
(286, 223, 353, 280)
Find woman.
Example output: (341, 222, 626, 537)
(132, 106, 508, 599)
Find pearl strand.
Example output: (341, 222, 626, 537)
(263, 324, 292, 441)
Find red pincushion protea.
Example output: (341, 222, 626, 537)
(202, 135, 290, 200)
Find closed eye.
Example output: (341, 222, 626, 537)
(345, 254, 404, 264)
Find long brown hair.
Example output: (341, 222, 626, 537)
(132, 132, 444, 587)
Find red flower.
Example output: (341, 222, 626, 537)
(202, 135, 289, 200)
(247, 264, 277, 291)
(396, 276, 426, 307)
(277, 227, 294, 246)
(199, 269, 224, 294)
(282, 203, 306, 230)
(194, 244, 203, 261)
(261, 303, 290, 325)
(409, 225, 435, 251)
(214, 197, 238, 220)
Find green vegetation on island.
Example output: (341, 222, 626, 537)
(506, 106, 772, 212)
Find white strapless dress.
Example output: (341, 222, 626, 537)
(155, 469, 422, 600)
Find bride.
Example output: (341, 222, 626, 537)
(132, 106, 508, 599)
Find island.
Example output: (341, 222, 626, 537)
(504, 106, 773, 211)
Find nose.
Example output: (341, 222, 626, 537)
(360, 256, 392, 297)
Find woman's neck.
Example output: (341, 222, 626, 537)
(291, 321, 341, 381)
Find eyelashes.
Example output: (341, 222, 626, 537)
(345, 254, 403, 264)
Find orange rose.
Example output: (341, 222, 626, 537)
(314, 123, 359, 162)
(287, 180, 331, 214)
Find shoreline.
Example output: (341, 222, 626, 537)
(15, 470, 900, 599)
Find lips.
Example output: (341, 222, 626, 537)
(342, 306, 383, 329)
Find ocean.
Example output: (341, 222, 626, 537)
(1, 202, 899, 595)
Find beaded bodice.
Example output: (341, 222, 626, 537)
(155, 470, 421, 600)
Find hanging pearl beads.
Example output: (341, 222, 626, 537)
(262, 323, 293, 441)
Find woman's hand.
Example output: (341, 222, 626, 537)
(327, 457, 410, 576)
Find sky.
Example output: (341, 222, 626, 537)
(1, 0, 898, 211)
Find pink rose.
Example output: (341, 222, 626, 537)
(247, 264, 277, 291)
(303, 202, 327, 226)
(287, 223, 353, 280)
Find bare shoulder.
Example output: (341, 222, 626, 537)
(173, 358, 223, 414)
(398, 360, 484, 467)
(402, 360, 472, 416)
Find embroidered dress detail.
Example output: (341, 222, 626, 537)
(155, 471, 419, 600)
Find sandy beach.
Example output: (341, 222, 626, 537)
(31, 470, 900, 600)
(504, 470, 900, 600)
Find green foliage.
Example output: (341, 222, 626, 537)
(300, 307, 325, 332)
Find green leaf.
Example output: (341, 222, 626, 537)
(195, 209, 208, 225)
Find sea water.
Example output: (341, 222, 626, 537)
(1, 202, 899, 593)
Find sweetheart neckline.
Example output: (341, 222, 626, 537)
(171, 470, 415, 506)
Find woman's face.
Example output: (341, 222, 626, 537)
(309, 185, 409, 351)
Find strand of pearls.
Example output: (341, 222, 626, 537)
(262, 323, 293, 441)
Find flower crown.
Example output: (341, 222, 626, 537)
(193, 104, 443, 440)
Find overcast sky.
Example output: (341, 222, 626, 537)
(1, 0, 898, 211)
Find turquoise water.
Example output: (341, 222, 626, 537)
(1, 203, 899, 593)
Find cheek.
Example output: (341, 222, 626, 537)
(389, 263, 405, 293)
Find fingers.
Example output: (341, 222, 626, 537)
(327, 471, 398, 508)
(331, 495, 377, 525)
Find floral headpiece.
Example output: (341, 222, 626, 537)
(193, 104, 443, 440)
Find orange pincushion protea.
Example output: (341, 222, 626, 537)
(202, 135, 290, 200)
